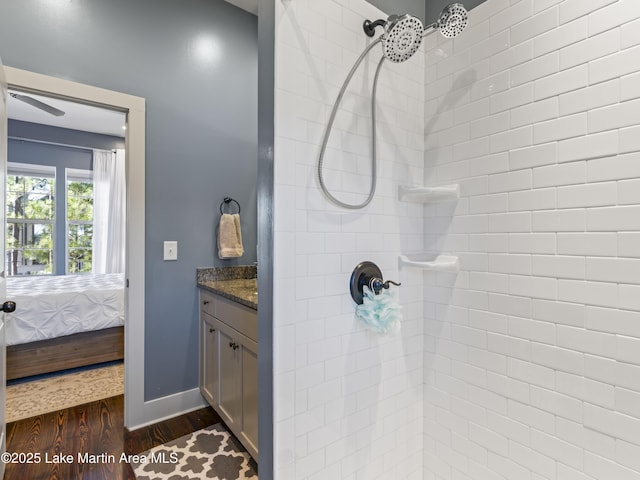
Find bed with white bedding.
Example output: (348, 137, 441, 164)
(5, 273, 125, 379)
(6, 273, 124, 346)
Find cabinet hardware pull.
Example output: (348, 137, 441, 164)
(203, 300, 210, 305)
(209, 328, 215, 333)
(229, 341, 239, 350)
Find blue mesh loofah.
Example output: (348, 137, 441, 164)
(355, 286, 402, 334)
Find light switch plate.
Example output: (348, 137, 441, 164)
(164, 241, 178, 261)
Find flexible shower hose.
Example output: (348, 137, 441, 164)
(317, 38, 386, 210)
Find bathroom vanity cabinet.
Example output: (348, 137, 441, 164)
(199, 289, 258, 459)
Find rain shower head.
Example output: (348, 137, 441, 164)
(435, 3, 468, 38)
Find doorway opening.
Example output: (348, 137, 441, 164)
(4, 66, 146, 428)
(5, 90, 126, 420)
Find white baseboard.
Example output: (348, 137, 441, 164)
(126, 388, 208, 431)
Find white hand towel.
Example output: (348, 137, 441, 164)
(218, 213, 244, 259)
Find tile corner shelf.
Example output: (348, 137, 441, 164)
(399, 255, 460, 273)
(398, 184, 460, 203)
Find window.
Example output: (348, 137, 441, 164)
(6, 164, 55, 276)
(66, 169, 94, 274)
(6, 163, 94, 276)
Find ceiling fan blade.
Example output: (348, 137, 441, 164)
(9, 92, 66, 117)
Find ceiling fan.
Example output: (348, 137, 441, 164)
(9, 92, 65, 117)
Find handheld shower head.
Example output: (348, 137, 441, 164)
(436, 3, 468, 38)
(381, 14, 424, 63)
(321, 4, 469, 209)
(362, 13, 425, 63)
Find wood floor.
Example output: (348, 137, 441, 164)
(5, 395, 220, 480)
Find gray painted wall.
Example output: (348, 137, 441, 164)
(8, 120, 124, 275)
(9, 120, 125, 151)
(257, 1, 275, 477)
(425, 0, 488, 23)
(0, 0, 258, 400)
(365, 0, 488, 23)
(366, 0, 425, 21)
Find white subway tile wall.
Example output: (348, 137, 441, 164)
(275, 0, 426, 479)
(424, 1, 640, 479)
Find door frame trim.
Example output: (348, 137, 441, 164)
(3, 67, 147, 428)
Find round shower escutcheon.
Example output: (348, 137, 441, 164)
(349, 261, 386, 305)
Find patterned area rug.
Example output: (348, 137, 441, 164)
(131, 423, 258, 480)
(6, 362, 124, 422)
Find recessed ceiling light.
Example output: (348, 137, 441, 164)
(122, 125, 127, 130)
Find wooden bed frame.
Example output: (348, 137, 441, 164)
(6, 326, 124, 380)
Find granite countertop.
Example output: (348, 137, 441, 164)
(197, 266, 257, 310)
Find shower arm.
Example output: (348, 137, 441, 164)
(364, 17, 458, 40)
(365, 18, 460, 40)
(363, 19, 387, 37)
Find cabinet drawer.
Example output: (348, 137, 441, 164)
(200, 290, 216, 316)
(213, 295, 257, 342)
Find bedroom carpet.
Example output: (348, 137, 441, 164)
(131, 423, 258, 480)
(6, 362, 124, 423)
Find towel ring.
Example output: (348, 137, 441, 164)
(219, 197, 241, 215)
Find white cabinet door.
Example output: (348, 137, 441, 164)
(241, 336, 258, 457)
(213, 316, 259, 459)
(198, 291, 258, 460)
(215, 318, 242, 430)
(200, 312, 219, 406)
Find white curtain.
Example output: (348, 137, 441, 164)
(92, 149, 126, 274)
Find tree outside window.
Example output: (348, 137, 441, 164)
(6, 164, 94, 276)
(67, 174, 93, 273)
(6, 168, 55, 276)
